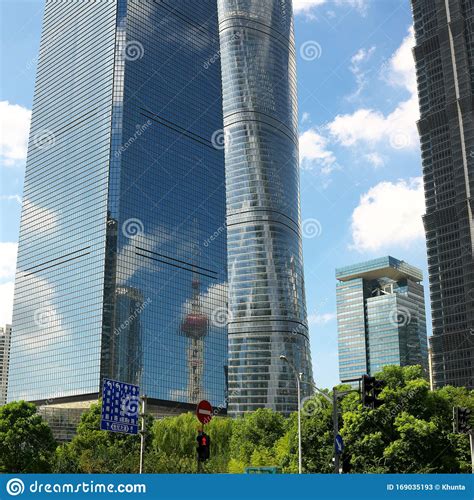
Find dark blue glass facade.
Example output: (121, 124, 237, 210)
(8, 0, 228, 409)
(218, 0, 313, 415)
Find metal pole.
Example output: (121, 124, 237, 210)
(139, 395, 146, 474)
(333, 389, 340, 474)
(297, 372, 302, 475)
(470, 432, 474, 474)
(279, 355, 302, 474)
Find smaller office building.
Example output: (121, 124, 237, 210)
(336, 257, 428, 381)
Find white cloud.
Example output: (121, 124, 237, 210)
(0, 242, 18, 280)
(308, 312, 336, 325)
(0, 194, 22, 204)
(328, 94, 419, 151)
(0, 242, 18, 327)
(349, 46, 376, 98)
(350, 177, 425, 252)
(301, 111, 311, 124)
(364, 152, 384, 167)
(299, 128, 337, 170)
(21, 198, 57, 235)
(293, 0, 327, 15)
(0, 101, 31, 166)
(327, 27, 419, 152)
(384, 26, 416, 94)
(0, 282, 14, 326)
(293, 0, 367, 17)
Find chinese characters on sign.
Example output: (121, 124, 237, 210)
(100, 378, 140, 435)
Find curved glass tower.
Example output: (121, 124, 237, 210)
(218, 0, 313, 415)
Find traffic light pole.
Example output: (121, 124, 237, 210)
(280, 355, 302, 474)
(302, 379, 361, 474)
(139, 395, 147, 474)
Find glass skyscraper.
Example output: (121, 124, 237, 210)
(411, 0, 474, 389)
(8, 0, 228, 411)
(218, 0, 313, 415)
(336, 257, 429, 381)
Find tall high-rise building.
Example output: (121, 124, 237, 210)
(8, 0, 228, 411)
(0, 325, 12, 405)
(411, 0, 474, 389)
(336, 257, 429, 381)
(218, 0, 313, 415)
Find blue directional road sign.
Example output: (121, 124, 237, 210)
(100, 378, 140, 435)
(335, 434, 344, 455)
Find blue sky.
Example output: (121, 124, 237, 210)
(0, 0, 429, 390)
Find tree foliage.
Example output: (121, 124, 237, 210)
(0, 401, 56, 472)
(3, 365, 472, 474)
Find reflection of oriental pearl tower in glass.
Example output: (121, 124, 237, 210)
(181, 273, 208, 403)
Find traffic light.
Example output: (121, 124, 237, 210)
(361, 375, 384, 409)
(453, 407, 472, 434)
(362, 375, 375, 408)
(197, 431, 210, 461)
(372, 379, 385, 409)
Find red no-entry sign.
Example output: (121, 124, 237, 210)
(196, 400, 213, 424)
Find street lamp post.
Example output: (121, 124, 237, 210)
(280, 355, 302, 474)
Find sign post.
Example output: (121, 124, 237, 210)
(139, 395, 147, 474)
(196, 400, 213, 425)
(101, 378, 140, 434)
(335, 434, 344, 455)
(196, 400, 213, 472)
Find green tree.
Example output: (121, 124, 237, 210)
(0, 401, 56, 472)
(229, 408, 286, 471)
(53, 402, 153, 473)
(150, 412, 232, 473)
(339, 365, 473, 473)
